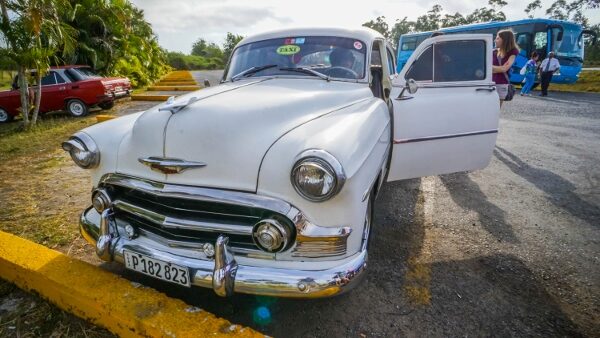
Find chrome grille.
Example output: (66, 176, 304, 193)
(102, 181, 292, 251)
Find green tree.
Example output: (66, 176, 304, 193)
(441, 13, 468, 28)
(390, 17, 415, 49)
(222, 32, 243, 64)
(362, 16, 390, 38)
(524, 0, 542, 18)
(414, 5, 443, 32)
(57, 0, 169, 87)
(0, 0, 76, 128)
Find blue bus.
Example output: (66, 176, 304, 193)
(396, 18, 597, 84)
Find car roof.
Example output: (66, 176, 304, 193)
(238, 27, 384, 47)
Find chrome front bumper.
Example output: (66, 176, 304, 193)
(80, 207, 367, 298)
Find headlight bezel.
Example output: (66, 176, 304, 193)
(291, 149, 346, 202)
(61, 132, 100, 169)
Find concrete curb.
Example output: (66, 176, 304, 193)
(131, 94, 172, 101)
(0, 231, 263, 338)
(148, 85, 201, 91)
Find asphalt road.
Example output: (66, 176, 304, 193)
(104, 88, 599, 337)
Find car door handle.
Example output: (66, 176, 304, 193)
(59, 86, 66, 90)
(476, 87, 496, 92)
(71, 85, 79, 89)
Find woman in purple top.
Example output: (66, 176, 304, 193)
(492, 29, 519, 107)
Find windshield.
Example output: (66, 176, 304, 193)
(552, 27, 583, 59)
(225, 36, 367, 81)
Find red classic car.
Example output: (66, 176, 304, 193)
(0, 65, 131, 123)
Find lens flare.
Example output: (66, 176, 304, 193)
(252, 306, 272, 326)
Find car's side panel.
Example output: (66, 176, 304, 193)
(257, 98, 390, 257)
(0, 89, 21, 116)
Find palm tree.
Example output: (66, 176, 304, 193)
(0, 0, 76, 128)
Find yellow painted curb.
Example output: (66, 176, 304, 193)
(131, 94, 173, 101)
(96, 115, 116, 122)
(157, 81, 198, 85)
(0, 231, 263, 338)
(148, 86, 201, 91)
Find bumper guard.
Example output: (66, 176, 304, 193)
(80, 207, 367, 298)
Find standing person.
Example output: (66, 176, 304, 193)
(539, 52, 560, 97)
(492, 30, 519, 107)
(520, 51, 539, 96)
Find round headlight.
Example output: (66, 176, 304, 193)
(61, 132, 100, 169)
(291, 150, 345, 202)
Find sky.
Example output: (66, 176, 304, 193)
(130, 0, 600, 53)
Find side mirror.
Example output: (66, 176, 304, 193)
(203, 79, 211, 87)
(406, 79, 418, 94)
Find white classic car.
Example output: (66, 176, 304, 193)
(63, 27, 499, 298)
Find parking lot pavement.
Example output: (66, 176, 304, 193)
(92, 90, 600, 337)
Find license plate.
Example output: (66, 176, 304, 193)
(124, 250, 191, 287)
(115, 86, 122, 91)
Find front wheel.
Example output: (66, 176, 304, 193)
(0, 108, 14, 123)
(66, 99, 89, 117)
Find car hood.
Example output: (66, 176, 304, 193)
(116, 77, 373, 192)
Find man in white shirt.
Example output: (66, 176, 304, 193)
(539, 52, 560, 97)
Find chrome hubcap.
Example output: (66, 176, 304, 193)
(70, 102, 83, 115)
(0, 109, 7, 122)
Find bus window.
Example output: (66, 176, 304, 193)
(516, 33, 531, 57)
(433, 40, 486, 82)
(534, 31, 548, 59)
(416, 35, 428, 47)
(401, 37, 417, 51)
(405, 46, 433, 82)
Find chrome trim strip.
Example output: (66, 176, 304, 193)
(80, 207, 367, 298)
(138, 156, 207, 174)
(394, 129, 498, 144)
(113, 200, 253, 236)
(101, 174, 292, 215)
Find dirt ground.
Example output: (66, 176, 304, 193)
(0, 84, 598, 337)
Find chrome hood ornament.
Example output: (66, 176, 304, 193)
(138, 157, 206, 174)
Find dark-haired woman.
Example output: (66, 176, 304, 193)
(492, 29, 519, 107)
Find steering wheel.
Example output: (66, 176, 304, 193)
(326, 66, 359, 79)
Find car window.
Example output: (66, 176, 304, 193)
(55, 72, 67, 84)
(433, 40, 486, 82)
(41, 72, 57, 86)
(405, 46, 433, 82)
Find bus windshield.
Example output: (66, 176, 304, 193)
(552, 27, 583, 60)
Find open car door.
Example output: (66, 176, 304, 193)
(387, 34, 499, 181)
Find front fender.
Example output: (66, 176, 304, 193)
(74, 112, 144, 186)
(257, 98, 391, 257)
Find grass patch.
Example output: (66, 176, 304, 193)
(0, 116, 96, 248)
(552, 70, 600, 93)
(0, 116, 95, 162)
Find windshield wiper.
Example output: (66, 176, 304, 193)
(279, 67, 330, 81)
(231, 64, 278, 82)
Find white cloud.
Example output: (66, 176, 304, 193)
(132, 0, 600, 53)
